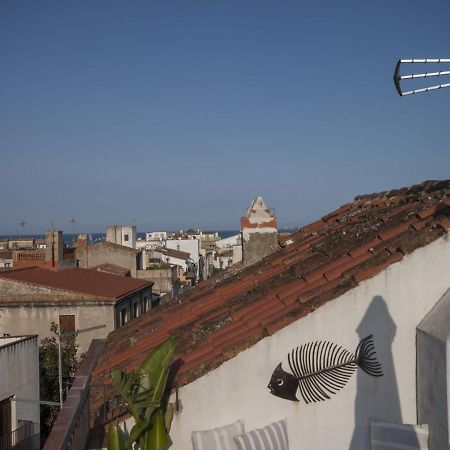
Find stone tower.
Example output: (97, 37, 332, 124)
(240, 197, 278, 267)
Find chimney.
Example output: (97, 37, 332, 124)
(45, 230, 64, 266)
(75, 234, 88, 248)
(240, 197, 279, 267)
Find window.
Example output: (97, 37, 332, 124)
(120, 308, 127, 326)
(151, 296, 160, 308)
(133, 302, 139, 318)
(59, 315, 75, 343)
(124, 234, 129, 242)
(143, 296, 148, 313)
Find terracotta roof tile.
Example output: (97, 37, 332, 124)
(264, 315, 299, 336)
(352, 251, 404, 283)
(300, 219, 327, 234)
(0, 267, 152, 300)
(90, 180, 450, 425)
(348, 238, 382, 258)
(321, 203, 353, 223)
(326, 252, 374, 281)
(417, 205, 437, 219)
(438, 218, 450, 232)
(377, 219, 416, 241)
(411, 221, 428, 232)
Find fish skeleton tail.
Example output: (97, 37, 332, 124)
(354, 335, 383, 377)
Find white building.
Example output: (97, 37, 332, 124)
(145, 231, 168, 242)
(91, 180, 450, 450)
(213, 234, 243, 269)
(145, 248, 191, 272)
(214, 234, 240, 249)
(0, 335, 40, 449)
(106, 225, 136, 249)
(166, 238, 200, 265)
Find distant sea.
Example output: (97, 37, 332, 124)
(0, 230, 241, 246)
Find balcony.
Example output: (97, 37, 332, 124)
(0, 422, 40, 450)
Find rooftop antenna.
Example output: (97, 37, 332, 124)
(50, 222, 55, 267)
(394, 58, 450, 96)
(69, 217, 76, 243)
(18, 220, 26, 241)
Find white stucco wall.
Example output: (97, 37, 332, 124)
(0, 336, 40, 429)
(215, 235, 240, 249)
(162, 234, 450, 450)
(166, 240, 200, 264)
(417, 288, 450, 449)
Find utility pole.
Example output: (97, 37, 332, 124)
(394, 58, 450, 96)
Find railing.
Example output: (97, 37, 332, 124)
(14, 251, 45, 261)
(0, 422, 40, 450)
(43, 340, 104, 450)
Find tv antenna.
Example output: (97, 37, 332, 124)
(394, 58, 450, 96)
(69, 217, 76, 243)
(19, 220, 26, 241)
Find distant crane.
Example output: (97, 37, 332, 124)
(394, 58, 450, 96)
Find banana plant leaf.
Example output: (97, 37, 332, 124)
(109, 338, 177, 450)
(111, 369, 158, 419)
(140, 410, 172, 450)
(126, 420, 152, 449)
(107, 423, 129, 450)
(164, 403, 174, 432)
(138, 337, 176, 403)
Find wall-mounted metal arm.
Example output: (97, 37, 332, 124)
(394, 58, 450, 96)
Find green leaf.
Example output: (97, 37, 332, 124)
(138, 337, 176, 403)
(111, 369, 139, 401)
(107, 423, 128, 450)
(164, 403, 174, 432)
(141, 410, 172, 450)
(125, 420, 152, 448)
(109, 338, 177, 450)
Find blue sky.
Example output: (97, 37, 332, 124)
(1, 0, 449, 234)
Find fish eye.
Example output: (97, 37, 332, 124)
(276, 379, 284, 386)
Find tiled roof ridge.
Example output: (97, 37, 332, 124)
(0, 294, 115, 303)
(353, 179, 450, 202)
(90, 180, 450, 424)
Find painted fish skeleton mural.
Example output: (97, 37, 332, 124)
(268, 335, 383, 403)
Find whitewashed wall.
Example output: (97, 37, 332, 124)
(0, 336, 40, 429)
(166, 240, 200, 264)
(161, 234, 450, 450)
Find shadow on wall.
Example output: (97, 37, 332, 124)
(349, 295, 418, 449)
